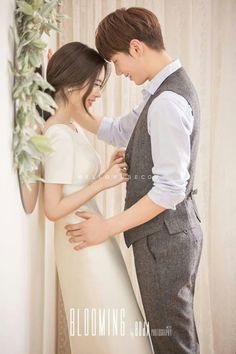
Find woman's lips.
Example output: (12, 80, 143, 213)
(87, 99, 96, 106)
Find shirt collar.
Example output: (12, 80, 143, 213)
(142, 59, 182, 97)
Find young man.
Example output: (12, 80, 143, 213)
(65, 7, 203, 354)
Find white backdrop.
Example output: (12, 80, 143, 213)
(0, 1, 48, 354)
(53, 1, 236, 353)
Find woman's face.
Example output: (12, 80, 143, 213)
(68, 67, 105, 111)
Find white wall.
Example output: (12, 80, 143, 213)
(0, 1, 46, 353)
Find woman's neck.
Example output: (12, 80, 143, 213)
(51, 105, 72, 124)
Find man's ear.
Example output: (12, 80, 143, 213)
(129, 39, 144, 57)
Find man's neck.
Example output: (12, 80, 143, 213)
(146, 50, 173, 81)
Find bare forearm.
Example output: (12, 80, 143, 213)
(44, 178, 104, 221)
(106, 195, 166, 236)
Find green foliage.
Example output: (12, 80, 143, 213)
(12, 0, 63, 186)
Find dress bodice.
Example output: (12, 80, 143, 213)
(44, 122, 101, 217)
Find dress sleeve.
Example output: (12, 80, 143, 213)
(44, 126, 74, 184)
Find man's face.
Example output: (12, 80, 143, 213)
(111, 50, 148, 85)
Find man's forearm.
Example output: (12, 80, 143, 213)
(106, 195, 166, 236)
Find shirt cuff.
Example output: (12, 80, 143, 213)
(147, 188, 185, 210)
(97, 116, 113, 142)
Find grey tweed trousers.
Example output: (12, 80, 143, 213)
(132, 222, 203, 354)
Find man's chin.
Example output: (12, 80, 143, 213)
(135, 79, 146, 86)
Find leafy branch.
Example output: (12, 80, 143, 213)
(12, 0, 63, 187)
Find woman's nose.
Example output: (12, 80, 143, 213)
(95, 86, 102, 96)
(95, 90, 102, 98)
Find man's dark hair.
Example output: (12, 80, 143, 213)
(95, 7, 165, 61)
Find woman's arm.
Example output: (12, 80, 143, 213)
(44, 161, 127, 221)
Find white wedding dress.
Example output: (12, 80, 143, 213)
(44, 122, 153, 354)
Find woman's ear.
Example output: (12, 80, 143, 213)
(62, 87, 72, 101)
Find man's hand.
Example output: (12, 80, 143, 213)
(65, 211, 111, 251)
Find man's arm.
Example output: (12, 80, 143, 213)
(147, 91, 193, 209)
(101, 195, 166, 236)
(101, 87, 194, 232)
(77, 103, 143, 147)
(65, 195, 165, 250)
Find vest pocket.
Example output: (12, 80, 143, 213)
(163, 199, 200, 235)
(163, 217, 191, 235)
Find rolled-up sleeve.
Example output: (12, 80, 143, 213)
(97, 104, 144, 147)
(147, 92, 194, 210)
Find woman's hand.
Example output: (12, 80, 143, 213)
(47, 48, 53, 61)
(109, 148, 126, 167)
(99, 160, 129, 189)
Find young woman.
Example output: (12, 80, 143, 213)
(43, 42, 153, 354)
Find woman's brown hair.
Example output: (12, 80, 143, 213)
(44, 42, 109, 120)
(95, 7, 165, 61)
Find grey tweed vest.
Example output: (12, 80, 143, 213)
(124, 67, 201, 247)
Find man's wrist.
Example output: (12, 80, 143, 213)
(104, 217, 120, 238)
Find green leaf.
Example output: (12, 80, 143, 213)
(28, 50, 41, 67)
(17, 1, 34, 16)
(33, 109, 45, 126)
(40, 0, 58, 17)
(31, 39, 47, 49)
(32, 0, 43, 11)
(44, 22, 60, 32)
(36, 91, 57, 109)
(13, 84, 24, 98)
(33, 72, 55, 91)
(30, 135, 53, 153)
(18, 32, 39, 51)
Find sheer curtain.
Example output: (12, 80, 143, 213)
(54, 1, 236, 353)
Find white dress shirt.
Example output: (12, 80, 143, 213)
(97, 60, 193, 210)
